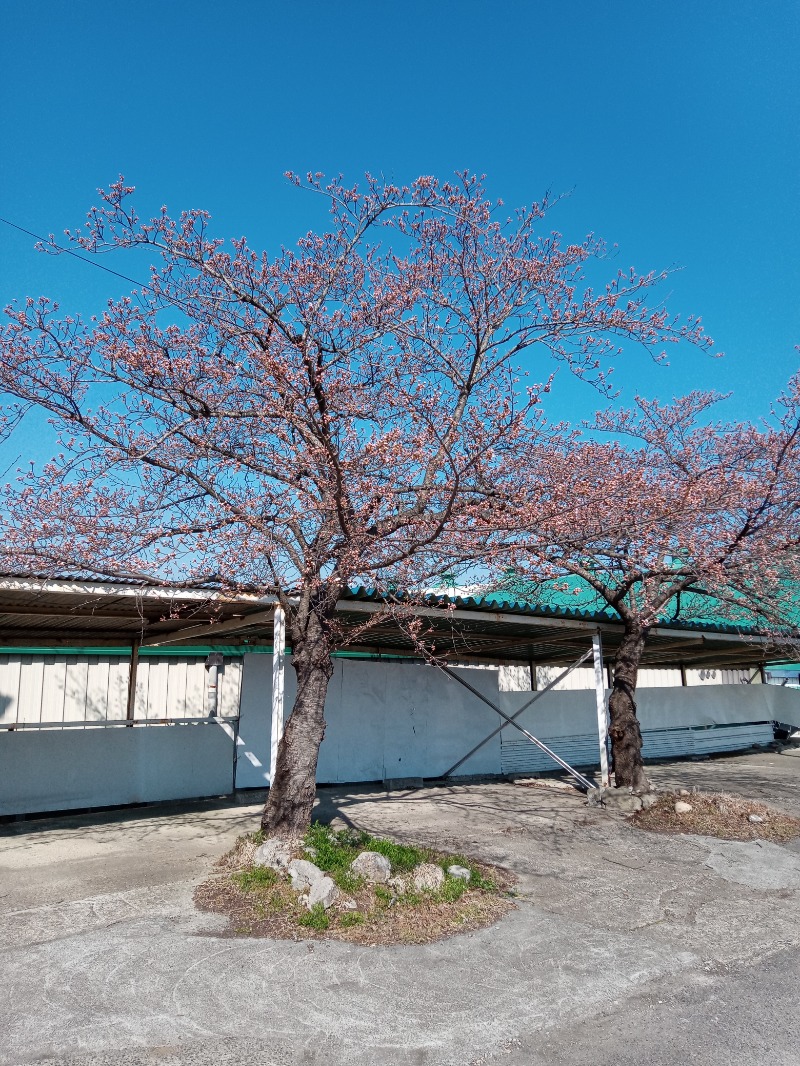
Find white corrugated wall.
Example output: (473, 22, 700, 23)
(0, 654, 242, 727)
(499, 663, 758, 692)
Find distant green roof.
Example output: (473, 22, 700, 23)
(341, 580, 796, 637)
(473, 573, 800, 634)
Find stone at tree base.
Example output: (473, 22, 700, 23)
(640, 793, 658, 810)
(387, 875, 407, 895)
(603, 789, 643, 814)
(351, 851, 392, 883)
(288, 858, 324, 891)
(675, 801, 693, 814)
(413, 863, 445, 892)
(307, 876, 338, 910)
(447, 865, 471, 882)
(253, 839, 293, 871)
(586, 786, 648, 813)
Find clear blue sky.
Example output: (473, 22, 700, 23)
(1, 0, 798, 437)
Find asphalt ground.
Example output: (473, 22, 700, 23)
(1, 750, 799, 1065)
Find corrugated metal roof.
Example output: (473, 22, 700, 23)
(339, 585, 765, 637)
(0, 572, 787, 667)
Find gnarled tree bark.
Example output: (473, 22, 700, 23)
(261, 585, 340, 836)
(608, 622, 651, 791)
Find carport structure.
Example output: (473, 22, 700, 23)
(0, 575, 780, 797)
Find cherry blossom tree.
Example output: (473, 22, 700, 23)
(503, 383, 800, 791)
(0, 173, 710, 832)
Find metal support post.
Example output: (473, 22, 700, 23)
(592, 631, 610, 788)
(528, 660, 537, 691)
(270, 604, 286, 785)
(125, 640, 139, 727)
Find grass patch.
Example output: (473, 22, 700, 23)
(374, 885, 393, 907)
(631, 791, 800, 842)
(195, 821, 515, 945)
(441, 854, 497, 890)
(297, 904, 330, 930)
(437, 876, 469, 903)
(302, 822, 425, 872)
(329, 868, 365, 894)
(368, 838, 426, 871)
(231, 866, 278, 892)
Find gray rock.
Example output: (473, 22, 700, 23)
(253, 839, 293, 872)
(387, 875, 407, 895)
(340, 897, 358, 911)
(351, 851, 392, 883)
(675, 800, 693, 814)
(307, 875, 338, 910)
(585, 787, 606, 807)
(641, 793, 658, 810)
(447, 865, 471, 882)
(413, 862, 445, 892)
(748, 814, 765, 824)
(603, 789, 643, 814)
(288, 858, 324, 891)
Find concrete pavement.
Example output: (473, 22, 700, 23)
(1, 750, 799, 1065)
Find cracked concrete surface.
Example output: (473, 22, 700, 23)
(1, 751, 799, 1065)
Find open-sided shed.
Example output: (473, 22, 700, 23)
(0, 575, 797, 817)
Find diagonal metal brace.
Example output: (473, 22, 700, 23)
(438, 659, 596, 791)
(441, 647, 594, 778)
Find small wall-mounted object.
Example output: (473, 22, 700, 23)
(205, 653, 225, 715)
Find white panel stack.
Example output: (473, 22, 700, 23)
(0, 653, 243, 727)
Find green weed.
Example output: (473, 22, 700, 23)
(298, 904, 330, 930)
(470, 872, 496, 891)
(339, 911, 364, 928)
(398, 890, 423, 907)
(374, 885, 393, 907)
(437, 876, 468, 903)
(331, 868, 365, 894)
(232, 866, 278, 893)
(443, 855, 496, 891)
(303, 823, 359, 873)
(368, 838, 426, 871)
(303, 822, 425, 875)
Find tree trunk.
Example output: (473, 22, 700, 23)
(608, 623, 651, 791)
(261, 586, 338, 837)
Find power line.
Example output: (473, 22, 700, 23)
(0, 215, 149, 291)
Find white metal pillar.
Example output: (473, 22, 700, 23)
(592, 631, 611, 787)
(270, 605, 286, 785)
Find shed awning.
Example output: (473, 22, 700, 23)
(0, 575, 784, 669)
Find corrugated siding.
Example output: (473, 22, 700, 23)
(500, 722, 774, 774)
(510, 665, 759, 692)
(685, 668, 759, 685)
(0, 655, 242, 727)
